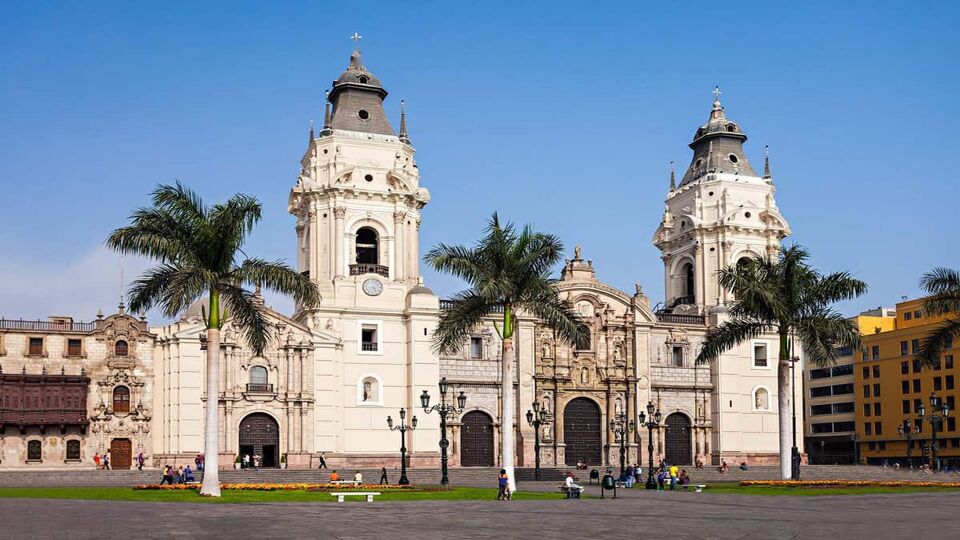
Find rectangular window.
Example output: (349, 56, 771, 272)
(874, 402, 881, 416)
(832, 383, 854, 395)
(913, 379, 921, 393)
(872, 365, 880, 378)
(810, 386, 832, 398)
(862, 366, 870, 379)
(28, 337, 43, 356)
(914, 310, 922, 319)
(904, 312, 913, 321)
(862, 385, 870, 398)
(934, 358, 942, 370)
(874, 422, 882, 436)
(947, 355, 955, 369)
(948, 417, 957, 432)
(360, 324, 379, 352)
(903, 400, 910, 414)
(901, 380, 910, 394)
(871, 345, 880, 360)
(901, 361, 909, 374)
(27, 440, 41, 461)
(879, 441, 887, 450)
(947, 396, 956, 410)
(912, 339, 921, 355)
(810, 367, 832, 380)
(865, 423, 872, 435)
(66, 440, 80, 460)
(914, 419, 923, 433)
(868, 441, 876, 450)
(811, 404, 833, 416)
(672, 346, 684, 367)
(834, 421, 856, 432)
(873, 383, 880, 397)
(913, 358, 922, 373)
(934, 377, 942, 391)
(901, 341, 909, 356)
(833, 402, 855, 414)
(753, 342, 768, 368)
(811, 423, 834, 434)
(915, 399, 923, 413)
(947, 375, 955, 390)
(863, 403, 871, 416)
(470, 337, 483, 359)
(832, 364, 853, 377)
(67, 339, 82, 357)
(947, 336, 955, 349)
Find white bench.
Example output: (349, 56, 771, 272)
(694, 484, 706, 493)
(331, 480, 362, 486)
(330, 491, 381, 502)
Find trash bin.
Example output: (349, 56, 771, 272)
(589, 469, 600, 484)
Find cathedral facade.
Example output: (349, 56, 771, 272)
(0, 50, 802, 469)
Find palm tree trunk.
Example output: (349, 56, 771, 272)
(777, 331, 791, 480)
(502, 334, 517, 493)
(200, 292, 222, 497)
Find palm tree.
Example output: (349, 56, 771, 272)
(107, 183, 320, 496)
(426, 213, 588, 491)
(696, 245, 866, 479)
(916, 268, 960, 366)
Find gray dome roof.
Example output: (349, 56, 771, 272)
(408, 285, 435, 296)
(335, 50, 383, 88)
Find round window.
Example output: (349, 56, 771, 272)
(708, 191, 714, 197)
(359, 76, 368, 84)
(357, 110, 370, 120)
(744, 211, 752, 218)
(728, 154, 739, 164)
(364, 174, 374, 182)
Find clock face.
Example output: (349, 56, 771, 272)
(362, 278, 383, 296)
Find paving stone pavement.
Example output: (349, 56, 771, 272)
(3, 490, 960, 539)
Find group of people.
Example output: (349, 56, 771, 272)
(654, 463, 691, 491)
(326, 468, 391, 485)
(239, 454, 263, 470)
(92, 452, 111, 470)
(159, 464, 196, 485)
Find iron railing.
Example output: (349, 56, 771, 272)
(438, 300, 504, 313)
(361, 342, 378, 352)
(655, 312, 706, 325)
(349, 264, 389, 277)
(0, 319, 97, 332)
(245, 383, 274, 393)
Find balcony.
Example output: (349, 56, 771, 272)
(655, 312, 706, 325)
(361, 342, 378, 352)
(350, 264, 389, 277)
(0, 318, 97, 332)
(245, 383, 274, 394)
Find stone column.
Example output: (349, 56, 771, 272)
(409, 217, 420, 279)
(393, 211, 406, 281)
(333, 207, 346, 277)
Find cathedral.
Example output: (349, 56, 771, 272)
(0, 48, 801, 470)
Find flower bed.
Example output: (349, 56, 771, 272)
(134, 483, 416, 491)
(739, 480, 960, 488)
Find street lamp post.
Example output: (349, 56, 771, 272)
(790, 354, 801, 480)
(421, 377, 467, 486)
(638, 401, 662, 490)
(526, 400, 549, 481)
(609, 412, 635, 477)
(918, 392, 950, 471)
(386, 408, 417, 485)
(898, 419, 914, 468)
(819, 440, 825, 465)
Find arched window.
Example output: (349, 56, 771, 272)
(27, 440, 42, 461)
(682, 262, 695, 301)
(249, 366, 268, 385)
(355, 227, 379, 265)
(115, 340, 128, 357)
(112, 386, 130, 414)
(66, 439, 81, 461)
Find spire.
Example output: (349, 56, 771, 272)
(398, 99, 410, 144)
(669, 161, 676, 190)
(321, 90, 333, 135)
(763, 145, 772, 180)
(309, 119, 315, 142)
(118, 254, 125, 314)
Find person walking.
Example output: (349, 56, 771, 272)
(669, 464, 679, 490)
(103, 452, 111, 470)
(94, 452, 101, 470)
(656, 468, 666, 492)
(159, 465, 172, 485)
(137, 452, 145, 471)
(379, 467, 388, 485)
(318, 452, 327, 469)
(497, 469, 509, 500)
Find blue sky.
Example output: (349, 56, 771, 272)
(1, 1, 957, 321)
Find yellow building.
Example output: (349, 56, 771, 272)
(805, 308, 896, 464)
(855, 298, 959, 467)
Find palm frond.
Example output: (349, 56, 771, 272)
(520, 289, 587, 349)
(127, 264, 212, 318)
(233, 258, 320, 309)
(794, 308, 862, 367)
(220, 284, 273, 356)
(432, 290, 497, 355)
(916, 317, 960, 367)
(697, 318, 769, 363)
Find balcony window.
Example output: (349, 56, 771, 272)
(470, 337, 483, 359)
(361, 324, 379, 352)
(28, 337, 43, 356)
(112, 386, 130, 414)
(67, 339, 82, 357)
(115, 340, 128, 357)
(355, 227, 379, 265)
(672, 346, 684, 367)
(753, 342, 768, 368)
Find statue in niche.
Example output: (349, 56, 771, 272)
(755, 388, 769, 410)
(541, 343, 550, 359)
(615, 397, 623, 415)
(542, 395, 552, 413)
(362, 378, 379, 402)
(580, 368, 589, 384)
(613, 345, 622, 362)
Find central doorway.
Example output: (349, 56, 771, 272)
(238, 413, 280, 468)
(564, 398, 601, 466)
(460, 411, 494, 467)
(664, 413, 692, 465)
(110, 438, 132, 470)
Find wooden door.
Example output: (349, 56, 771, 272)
(111, 438, 132, 469)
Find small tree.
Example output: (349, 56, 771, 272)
(916, 268, 960, 366)
(426, 213, 588, 491)
(697, 245, 866, 479)
(107, 182, 319, 496)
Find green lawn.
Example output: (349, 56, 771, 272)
(0, 486, 568, 503)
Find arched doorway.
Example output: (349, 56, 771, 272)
(239, 413, 280, 468)
(564, 398, 601, 466)
(664, 413, 692, 465)
(460, 411, 494, 467)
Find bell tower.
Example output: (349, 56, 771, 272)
(652, 89, 790, 312)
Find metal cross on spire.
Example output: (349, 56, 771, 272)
(350, 32, 363, 47)
(713, 85, 722, 102)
